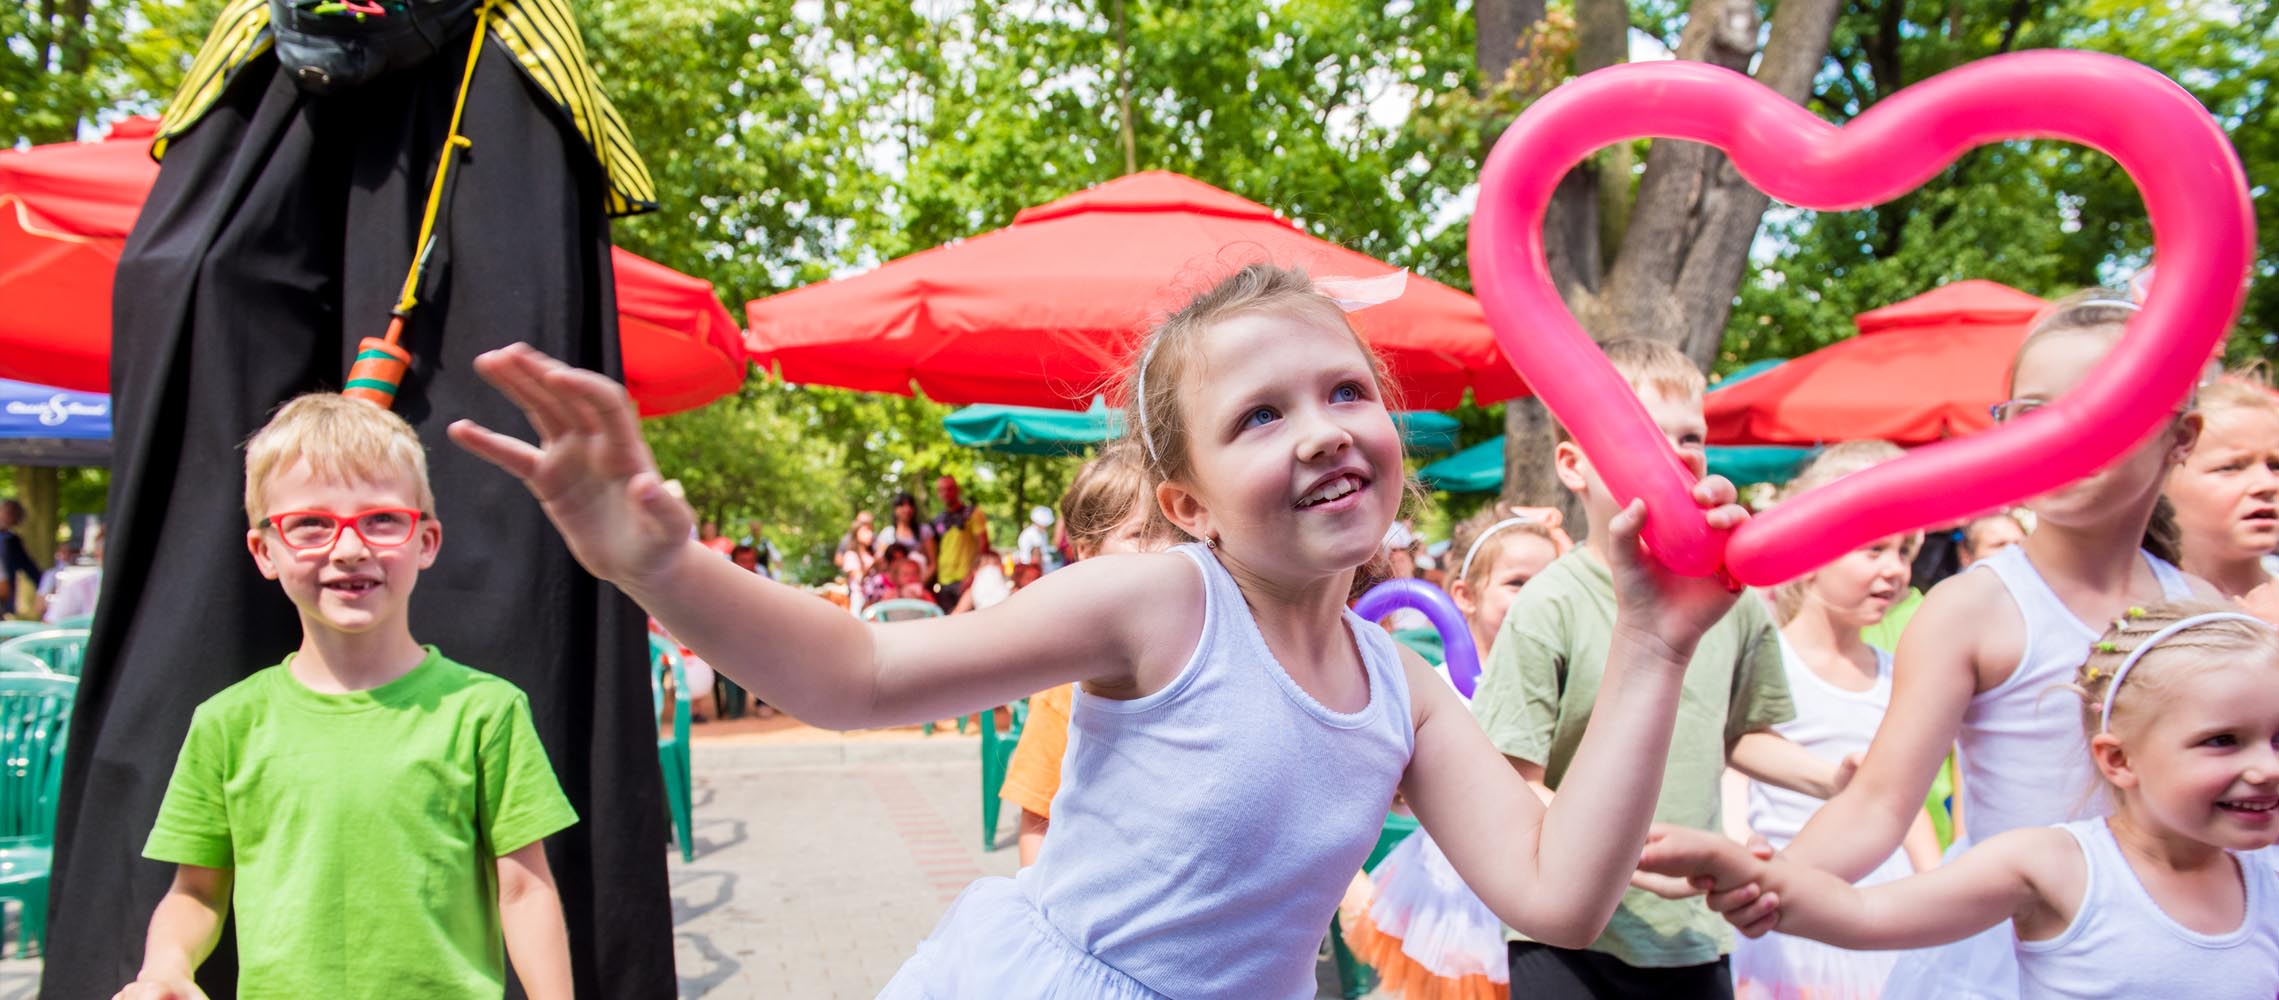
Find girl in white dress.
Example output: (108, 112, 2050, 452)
(1737, 442, 1942, 1000)
(451, 263, 1756, 999)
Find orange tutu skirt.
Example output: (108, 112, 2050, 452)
(1342, 831, 1508, 1000)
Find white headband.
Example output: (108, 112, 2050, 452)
(2073, 298, 2142, 312)
(2099, 611, 2268, 733)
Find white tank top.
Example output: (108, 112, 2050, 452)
(1959, 547, 2190, 842)
(2016, 818, 2279, 999)
(1747, 636, 1913, 884)
(1026, 543, 1415, 997)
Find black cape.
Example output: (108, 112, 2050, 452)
(43, 35, 672, 1000)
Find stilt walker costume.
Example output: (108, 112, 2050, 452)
(41, 1, 671, 996)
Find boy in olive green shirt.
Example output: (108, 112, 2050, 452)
(1473, 341, 1827, 998)
(123, 394, 577, 1000)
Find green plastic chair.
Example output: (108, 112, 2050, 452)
(977, 698, 1031, 850)
(0, 652, 45, 675)
(859, 600, 964, 733)
(0, 673, 75, 957)
(0, 623, 48, 643)
(1329, 811, 1422, 998)
(53, 615, 92, 631)
(649, 636, 694, 862)
(0, 630, 87, 677)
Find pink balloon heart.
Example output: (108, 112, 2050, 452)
(1470, 51, 2253, 584)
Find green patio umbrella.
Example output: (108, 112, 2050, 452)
(1417, 438, 1817, 492)
(941, 404, 1461, 457)
(943, 399, 1122, 456)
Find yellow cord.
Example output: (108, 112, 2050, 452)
(391, 0, 496, 320)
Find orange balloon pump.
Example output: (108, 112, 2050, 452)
(343, 315, 413, 408)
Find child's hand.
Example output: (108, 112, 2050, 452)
(112, 976, 209, 1000)
(448, 344, 695, 586)
(1605, 475, 1750, 659)
(1637, 824, 1767, 894)
(1639, 825, 1784, 937)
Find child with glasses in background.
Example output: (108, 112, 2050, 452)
(118, 393, 577, 1000)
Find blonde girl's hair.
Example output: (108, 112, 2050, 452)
(1059, 440, 1169, 557)
(244, 393, 436, 528)
(1771, 441, 1907, 622)
(2074, 600, 2279, 742)
(2008, 286, 2185, 566)
(2195, 366, 2279, 424)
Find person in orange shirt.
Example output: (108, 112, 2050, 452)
(997, 441, 1175, 865)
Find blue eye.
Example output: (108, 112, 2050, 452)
(1333, 382, 1364, 403)
(1242, 406, 1278, 429)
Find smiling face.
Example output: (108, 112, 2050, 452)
(246, 458, 439, 640)
(2098, 651, 2279, 852)
(1157, 310, 1404, 584)
(2169, 403, 2279, 567)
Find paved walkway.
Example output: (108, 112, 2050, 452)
(7, 726, 1366, 998)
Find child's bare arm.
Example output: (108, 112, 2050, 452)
(119, 865, 231, 1000)
(1404, 487, 1748, 946)
(498, 843, 572, 1000)
(450, 346, 1196, 727)
(1730, 730, 1855, 799)
(1646, 825, 2069, 951)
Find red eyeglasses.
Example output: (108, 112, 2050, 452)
(264, 508, 425, 551)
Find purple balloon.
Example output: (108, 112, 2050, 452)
(1353, 578, 1482, 698)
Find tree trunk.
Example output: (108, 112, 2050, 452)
(1594, 0, 1843, 370)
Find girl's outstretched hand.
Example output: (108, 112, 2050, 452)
(1605, 475, 1751, 661)
(446, 344, 694, 586)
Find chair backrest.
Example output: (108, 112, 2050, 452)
(0, 673, 76, 841)
(0, 622, 48, 643)
(648, 636, 691, 739)
(0, 629, 89, 677)
(54, 614, 94, 630)
(860, 598, 943, 623)
(0, 651, 47, 674)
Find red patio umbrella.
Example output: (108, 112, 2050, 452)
(0, 118, 742, 416)
(744, 171, 1529, 410)
(1705, 280, 2051, 446)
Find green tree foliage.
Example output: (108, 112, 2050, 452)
(1719, 0, 2278, 372)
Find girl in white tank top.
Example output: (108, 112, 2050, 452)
(1641, 604, 2279, 1000)
(452, 267, 1763, 999)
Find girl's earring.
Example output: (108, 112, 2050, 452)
(1206, 534, 1219, 549)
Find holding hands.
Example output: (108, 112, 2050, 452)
(447, 344, 696, 588)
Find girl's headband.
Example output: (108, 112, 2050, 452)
(2097, 611, 2268, 733)
(1133, 271, 1410, 466)
(1458, 508, 1573, 582)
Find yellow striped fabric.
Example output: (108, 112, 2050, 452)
(152, 0, 656, 217)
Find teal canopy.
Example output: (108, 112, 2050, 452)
(943, 404, 1462, 457)
(943, 399, 1124, 456)
(1416, 438, 1815, 492)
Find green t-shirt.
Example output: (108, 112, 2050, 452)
(145, 647, 577, 999)
(1470, 547, 1791, 968)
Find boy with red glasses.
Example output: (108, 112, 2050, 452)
(119, 393, 577, 1000)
